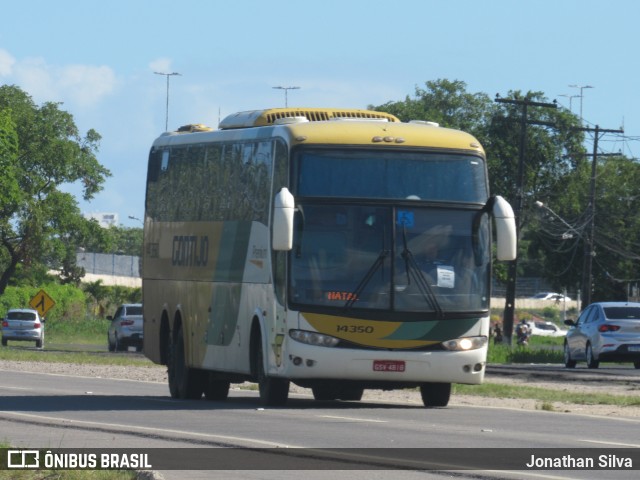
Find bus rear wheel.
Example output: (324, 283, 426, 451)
(204, 373, 230, 401)
(168, 325, 203, 400)
(254, 335, 289, 406)
(420, 382, 451, 408)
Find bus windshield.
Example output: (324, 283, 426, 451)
(289, 204, 490, 316)
(296, 148, 488, 203)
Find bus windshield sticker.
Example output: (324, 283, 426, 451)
(437, 266, 455, 289)
(396, 211, 414, 228)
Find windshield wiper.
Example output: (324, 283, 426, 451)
(344, 249, 389, 311)
(400, 226, 444, 317)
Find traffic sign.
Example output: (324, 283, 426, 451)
(29, 289, 56, 317)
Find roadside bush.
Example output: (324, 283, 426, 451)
(0, 284, 84, 321)
(0, 283, 142, 345)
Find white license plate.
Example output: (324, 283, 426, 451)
(373, 360, 406, 372)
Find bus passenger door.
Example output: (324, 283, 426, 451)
(272, 250, 287, 369)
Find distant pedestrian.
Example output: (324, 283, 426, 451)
(516, 319, 530, 346)
(493, 324, 503, 345)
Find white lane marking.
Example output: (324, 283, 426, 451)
(581, 439, 640, 447)
(0, 368, 165, 384)
(318, 415, 387, 423)
(0, 385, 33, 391)
(0, 410, 297, 448)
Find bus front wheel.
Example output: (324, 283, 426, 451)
(420, 382, 451, 408)
(254, 335, 289, 406)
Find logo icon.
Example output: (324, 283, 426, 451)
(8, 450, 40, 469)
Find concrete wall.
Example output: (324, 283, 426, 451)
(77, 253, 140, 278)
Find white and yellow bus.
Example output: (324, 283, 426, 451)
(142, 107, 516, 407)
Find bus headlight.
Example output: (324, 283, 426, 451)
(289, 329, 340, 347)
(441, 336, 487, 351)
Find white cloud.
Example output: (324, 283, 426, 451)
(1, 49, 117, 108)
(0, 48, 16, 76)
(58, 64, 117, 107)
(149, 57, 173, 74)
(12, 57, 56, 101)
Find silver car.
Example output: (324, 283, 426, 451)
(564, 302, 640, 369)
(2, 308, 45, 348)
(107, 303, 143, 352)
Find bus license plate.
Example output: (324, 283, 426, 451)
(373, 360, 405, 372)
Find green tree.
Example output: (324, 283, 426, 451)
(531, 154, 640, 301)
(370, 79, 493, 136)
(592, 156, 640, 300)
(0, 85, 112, 294)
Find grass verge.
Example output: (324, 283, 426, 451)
(453, 382, 640, 407)
(0, 347, 154, 367)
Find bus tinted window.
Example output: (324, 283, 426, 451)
(297, 149, 487, 203)
(146, 140, 274, 223)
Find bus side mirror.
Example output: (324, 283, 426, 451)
(492, 195, 517, 261)
(272, 187, 295, 251)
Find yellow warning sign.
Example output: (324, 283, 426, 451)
(29, 289, 56, 317)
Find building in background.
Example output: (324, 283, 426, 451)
(84, 212, 119, 228)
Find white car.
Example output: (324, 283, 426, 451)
(2, 308, 45, 348)
(526, 320, 567, 337)
(531, 292, 572, 302)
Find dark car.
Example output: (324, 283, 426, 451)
(564, 302, 640, 369)
(2, 308, 44, 348)
(107, 303, 143, 352)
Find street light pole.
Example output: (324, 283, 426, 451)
(568, 84, 593, 123)
(559, 94, 579, 113)
(272, 86, 300, 107)
(154, 71, 181, 131)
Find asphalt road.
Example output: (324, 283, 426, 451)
(1, 366, 639, 480)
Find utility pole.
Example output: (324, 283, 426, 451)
(573, 125, 624, 307)
(494, 95, 557, 344)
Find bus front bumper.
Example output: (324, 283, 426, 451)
(281, 341, 487, 385)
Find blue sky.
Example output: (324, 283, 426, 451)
(1, 0, 638, 227)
